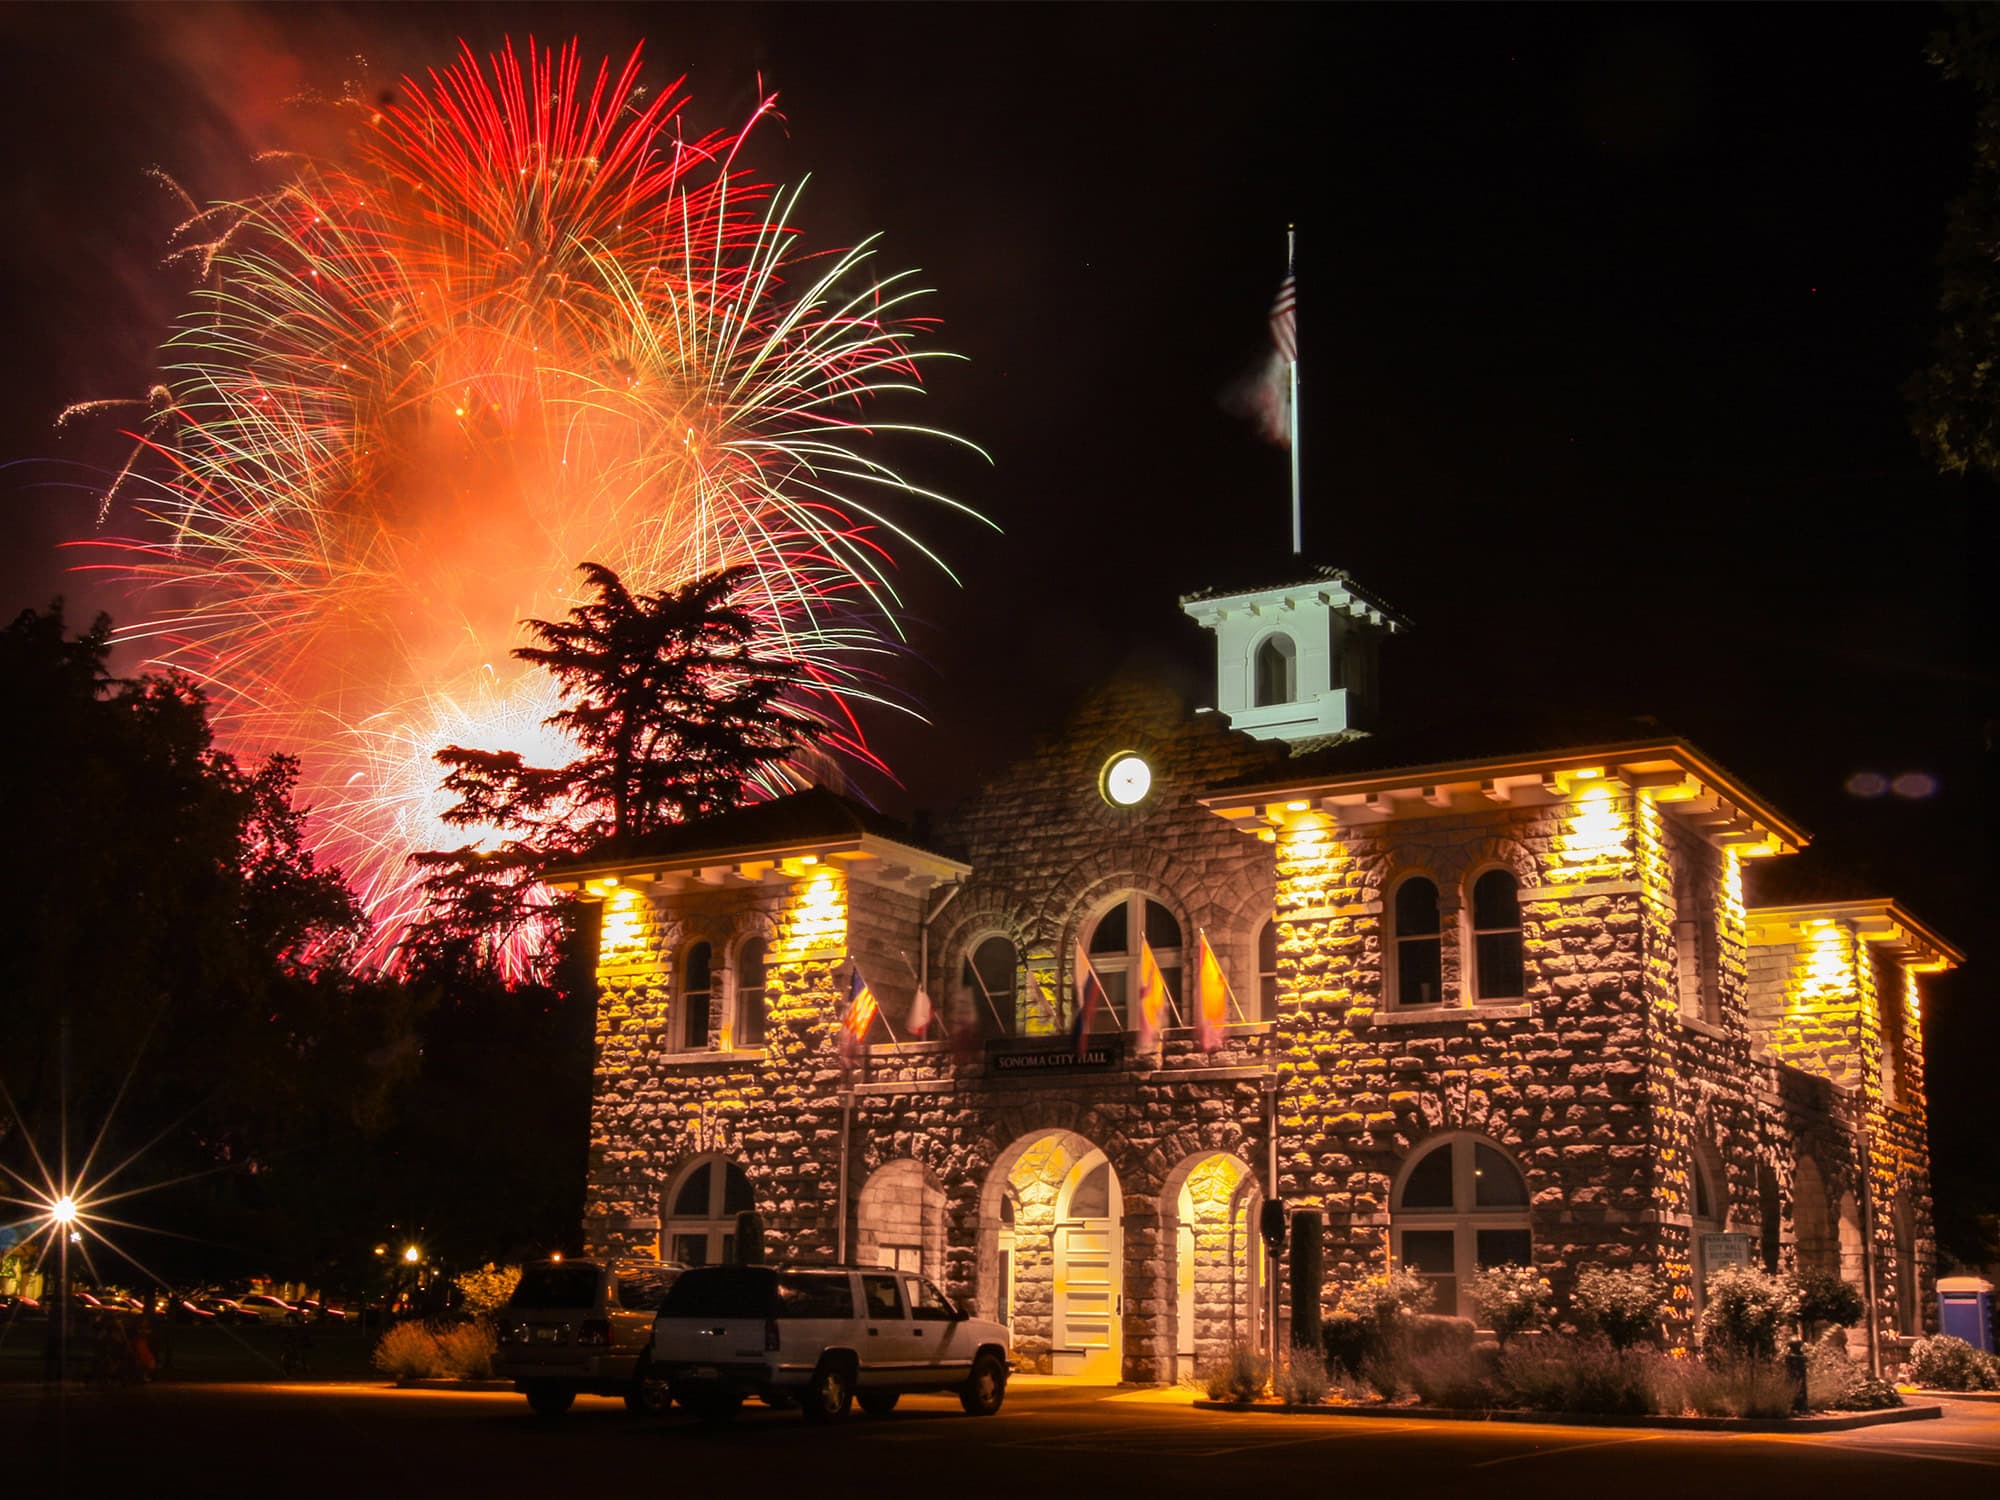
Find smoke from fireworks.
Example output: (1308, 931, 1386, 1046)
(70, 38, 987, 969)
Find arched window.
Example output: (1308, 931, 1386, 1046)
(1690, 1145, 1726, 1311)
(1470, 869, 1524, 1001)
(734, 936, 767, 1048)
(1390, 877, 1443, 1008)
(1254, 634, 1296, 707)
(1391, 1135, 1532, 1321)
(1257, 918, 1280, 1020)
(962, 934, 1019, 1037)
(663, 1155, 754, 1266)
(1087, 893, 1183, 1029)
(679, 941, 714, 1051)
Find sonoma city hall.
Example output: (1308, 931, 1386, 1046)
(557, 566, 1957, 1383)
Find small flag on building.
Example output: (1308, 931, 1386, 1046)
(1135, 939, 1171, 1052)
(1070, 939, 1111, 1060)
(907, 984, 934, 1039)
(1194, 932, 1230, 1054)
(839, 965, 879, 1072)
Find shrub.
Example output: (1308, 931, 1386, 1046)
(454, 1264, 522, 1317)
(1468, 1265, 1552, 1346)
(1907, 1334, 2000, 1391)
(1793, 1271, 1864, 1338)
(1274, 1345, 1331, 1405)
(1573, 1266, 1670, 1351)
(1498, 1335, 1652, 1415)
(1321, 1310, 1376, 1376)
(1406, 1344, 1496, 1409)
(435, 1319, 499, 1380)
(1698, 1267, 1799, 1361)
(1339, 1265, 1436, 1325)
(371, 1321, 442, 1383)
(1199, 1341, 1269, 1403)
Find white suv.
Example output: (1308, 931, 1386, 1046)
(652, 1264, 1011, 1422)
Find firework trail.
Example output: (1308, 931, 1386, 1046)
(70, 39, 987, 970)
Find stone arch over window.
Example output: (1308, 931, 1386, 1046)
(1466, 865, 1524, 1001)
(1084, 891, 1184, 1031)
(1388, 873, 1444, 1008)
(1390, 1133, 1532, 1322)
(962, 931, 1024, 1037)
(678, 940, 715, 1052)
(1161, 1150, 1264, 1383)
(1253, 632, 1297, 707)
(661, 1153, 753, 1266)
(856, 1159, 948, 1279)
(731, 933, 769, 1049)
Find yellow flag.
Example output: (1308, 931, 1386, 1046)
(1195, 932, 1229, 1053)
(1136, 940, 1169, 1049)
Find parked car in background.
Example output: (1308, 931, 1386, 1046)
(196, 1297, 258, 1325)
(296, 1299, 347, 1324)
(494, 1257, 683, 1416)
(651, 1264, 1011, 1423)
(235, 1294, 305, 1324)
(167, 1298, 218, 1325)
(0, 1294, 46, 1320)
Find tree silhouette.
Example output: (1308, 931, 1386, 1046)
(409, 563, 824, 972)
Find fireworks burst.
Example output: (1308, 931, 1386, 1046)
(71, 38, 989, 970)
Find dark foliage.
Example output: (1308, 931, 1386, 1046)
(408, 564, 823, 971)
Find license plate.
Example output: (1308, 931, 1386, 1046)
(533, 1326, 559, 1343)
(693, 1366, 718, 1379)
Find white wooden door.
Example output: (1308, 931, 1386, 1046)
(1054, 1220, 1121, 1382)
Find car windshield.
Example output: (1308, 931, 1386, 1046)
(658, 1267, 778, 1319)
(509, 1263, 603, 1310)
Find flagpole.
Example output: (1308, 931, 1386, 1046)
(1287, 226, 1301, 556)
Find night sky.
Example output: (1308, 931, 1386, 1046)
(2, 6, 1992, 1247)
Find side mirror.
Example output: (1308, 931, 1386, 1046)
(951, 1296, 974, 1321)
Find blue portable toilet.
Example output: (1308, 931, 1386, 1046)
(1937, 1276, 1994, 1352)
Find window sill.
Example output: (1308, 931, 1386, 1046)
(1676, 1015, 1728, 1042)
(659, 1047, 766, 1067)
(1370, 1003, 1532, 1027)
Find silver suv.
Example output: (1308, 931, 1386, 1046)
(651, 1264, 1011, 1422)
(495, 1257, 682, 1415)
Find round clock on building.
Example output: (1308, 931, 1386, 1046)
(1100, 752, 1153, 807)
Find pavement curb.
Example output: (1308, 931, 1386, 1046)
(395, 1378, 516, 1392)
(1191, 1399, 1945, 1433)
(1906, 1388, 2000, 1404)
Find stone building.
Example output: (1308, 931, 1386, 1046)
(559, 566, 1959, 1382)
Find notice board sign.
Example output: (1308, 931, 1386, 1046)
(1701, 1232, 1755, 1271)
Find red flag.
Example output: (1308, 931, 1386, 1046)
(1194, 932, 1230, 1054)
(1070, 940, 1110, 1060)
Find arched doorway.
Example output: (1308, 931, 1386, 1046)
(856, 1160, 947, 1277)
(980, 1130, 1124, 1382)
(1167, 1152, 1263, 1384)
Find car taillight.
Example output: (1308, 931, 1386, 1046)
(765, 1318, 780, 1352)
(577, 1319, 611, 1346)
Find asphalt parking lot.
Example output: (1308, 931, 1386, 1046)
(7, 1379, 1999, 1500)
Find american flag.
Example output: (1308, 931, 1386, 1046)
(1270, 268, 1298, 364)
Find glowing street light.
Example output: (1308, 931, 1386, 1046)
(50, 1194, 78, 1226)
(403, 1245, 420, 1265)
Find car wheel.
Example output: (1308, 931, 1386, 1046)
(624, 1362, 672, 1415)
(801, 1360, 853, 1422)
(857, 1391, 900, 1416)
(525, 1383, 576, 1417)
(959, 1353, 1006, 1416)
(689, 1394, 743, 1425)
